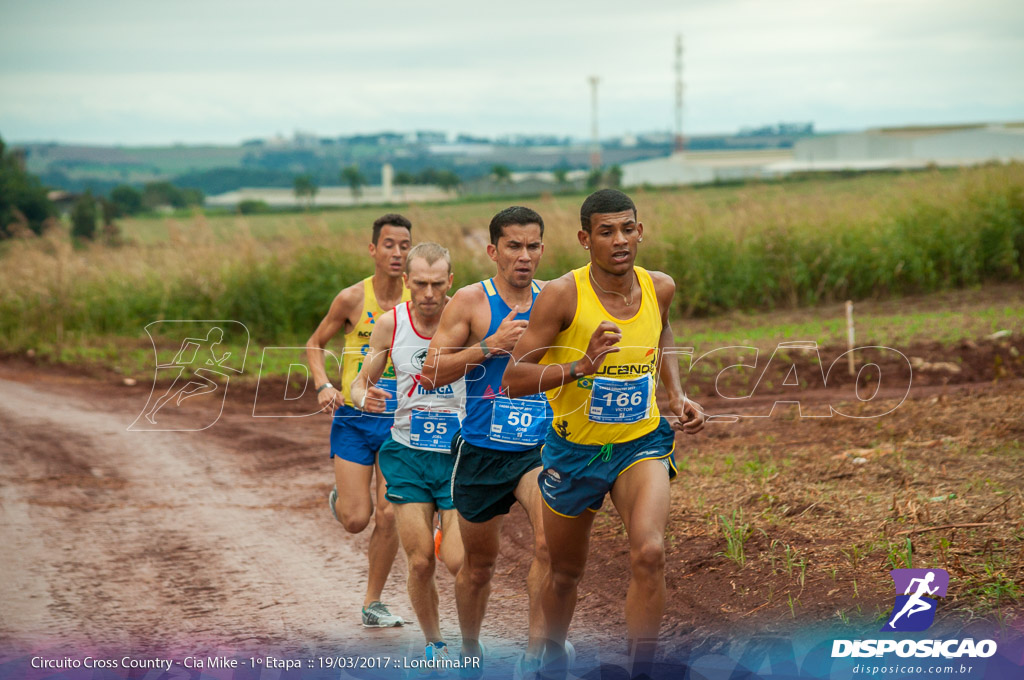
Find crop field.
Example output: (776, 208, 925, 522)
(1, 163, 1022, 368)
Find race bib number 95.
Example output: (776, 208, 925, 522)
(409, 409, 461, 452)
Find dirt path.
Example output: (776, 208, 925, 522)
(2, 343, 1021, 672)
(0, 371, 567, 668)
(0, 376, 384, 652)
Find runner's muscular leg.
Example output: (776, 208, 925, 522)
(393, 502, 444, 643)
(454, 513, 502, 657)
(331, 457, 374, 533)
(515, 467, 550, 659)
(363, 460, 398, 607)
(610, 458, 672, 666)
(540, 505, 596, 659)
(437, 508, 464, 577)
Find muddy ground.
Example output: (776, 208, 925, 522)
(1, 334, 1022, 670)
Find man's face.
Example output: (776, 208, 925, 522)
(403, 257, 453, 319)
(579, 210, 643, 275)
(487, 223, 544, 289)
(369, 225, 412, 278)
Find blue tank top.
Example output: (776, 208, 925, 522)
(461, 279, 552, 450)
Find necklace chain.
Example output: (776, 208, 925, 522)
(589, 267, 636, 306)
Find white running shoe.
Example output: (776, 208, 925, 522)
(361, 600, 404, 627)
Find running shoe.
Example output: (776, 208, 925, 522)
(433, 523, 442, 558)
(513, 641, 575, 680)
(418, 641, 451, 678)
(328, 486, 340, 523)
(512, 653, 541, 680)
(361, 601, 404, 627)
(458, 641, 485, 680)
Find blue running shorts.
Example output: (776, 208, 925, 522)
(538, 417, 677, 518)
(330, 404, 393, 466)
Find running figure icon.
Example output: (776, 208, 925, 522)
(881, 568, 949, 632)
(887, 571, 938, 628)
(144, 327, 232, 424)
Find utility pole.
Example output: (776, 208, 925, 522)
(674, 34, 685, 154)
(588, 75, 602, 169)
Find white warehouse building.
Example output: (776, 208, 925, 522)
(620, 122, 1024, 187)
(783, 122, 1024, 171)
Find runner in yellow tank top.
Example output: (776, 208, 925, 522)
(502, 189, 706, 678)
(305, 214, 412, 628)
(339, 277, 410, 407)
(540, 262, 662, 446)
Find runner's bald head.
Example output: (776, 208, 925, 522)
(405, 242, 451, 275)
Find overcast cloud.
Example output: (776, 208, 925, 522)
(1, 0, 1022, 144)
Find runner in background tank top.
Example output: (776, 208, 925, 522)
(340, 277, 410, 410)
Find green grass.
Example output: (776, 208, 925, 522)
(718, 509, 752, 568)
(675, 291, 1024, 351)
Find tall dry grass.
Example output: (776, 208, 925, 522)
(1, 164, 1021, 351)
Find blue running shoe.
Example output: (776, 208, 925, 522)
(418, 641, 451, 678)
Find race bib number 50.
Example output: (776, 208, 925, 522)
(489, 395, 548, 446)
(409, 409, 461, 452)
(588, 375, 652, 424)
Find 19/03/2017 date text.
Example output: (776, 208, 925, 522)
(318, 656, 394, 669)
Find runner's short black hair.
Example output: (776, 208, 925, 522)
(580, 189, 636, 231)
(372, 213, 412, 244)
(488, 206, 545, 245)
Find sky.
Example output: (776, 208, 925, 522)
(1, 0, 1023, 146)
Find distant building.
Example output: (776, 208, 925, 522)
(205, 184, 452, 209)
(621, 149, 792, 187)
(621, 122, 1024, 187)
(416, 131, 448, 145)
(784, 122, 1024, 170)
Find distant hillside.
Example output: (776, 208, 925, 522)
(14, 127, 813, 196)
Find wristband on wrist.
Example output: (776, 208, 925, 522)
(316, 382, 334, 394)
(568, 360, 580, 380)
(480, 338, 493, 359)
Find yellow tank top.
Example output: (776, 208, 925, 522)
(541, 264, 662, 445)
(340, 277, 411, 406)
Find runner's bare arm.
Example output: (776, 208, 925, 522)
(422, 284, 530, 390)
(501, 274, 618, 398)
(651, 271, 705, 434)
(350, 308, 395, 414)
(306, 283, 362, 413)
(421, 285, 484, 390)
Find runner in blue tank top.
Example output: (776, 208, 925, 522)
(458, 279, 549, 448)
(421, 206, 555, 675)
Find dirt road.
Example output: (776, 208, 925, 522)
(2, 337, 1021, 674)
(0, 366, 553, 668)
